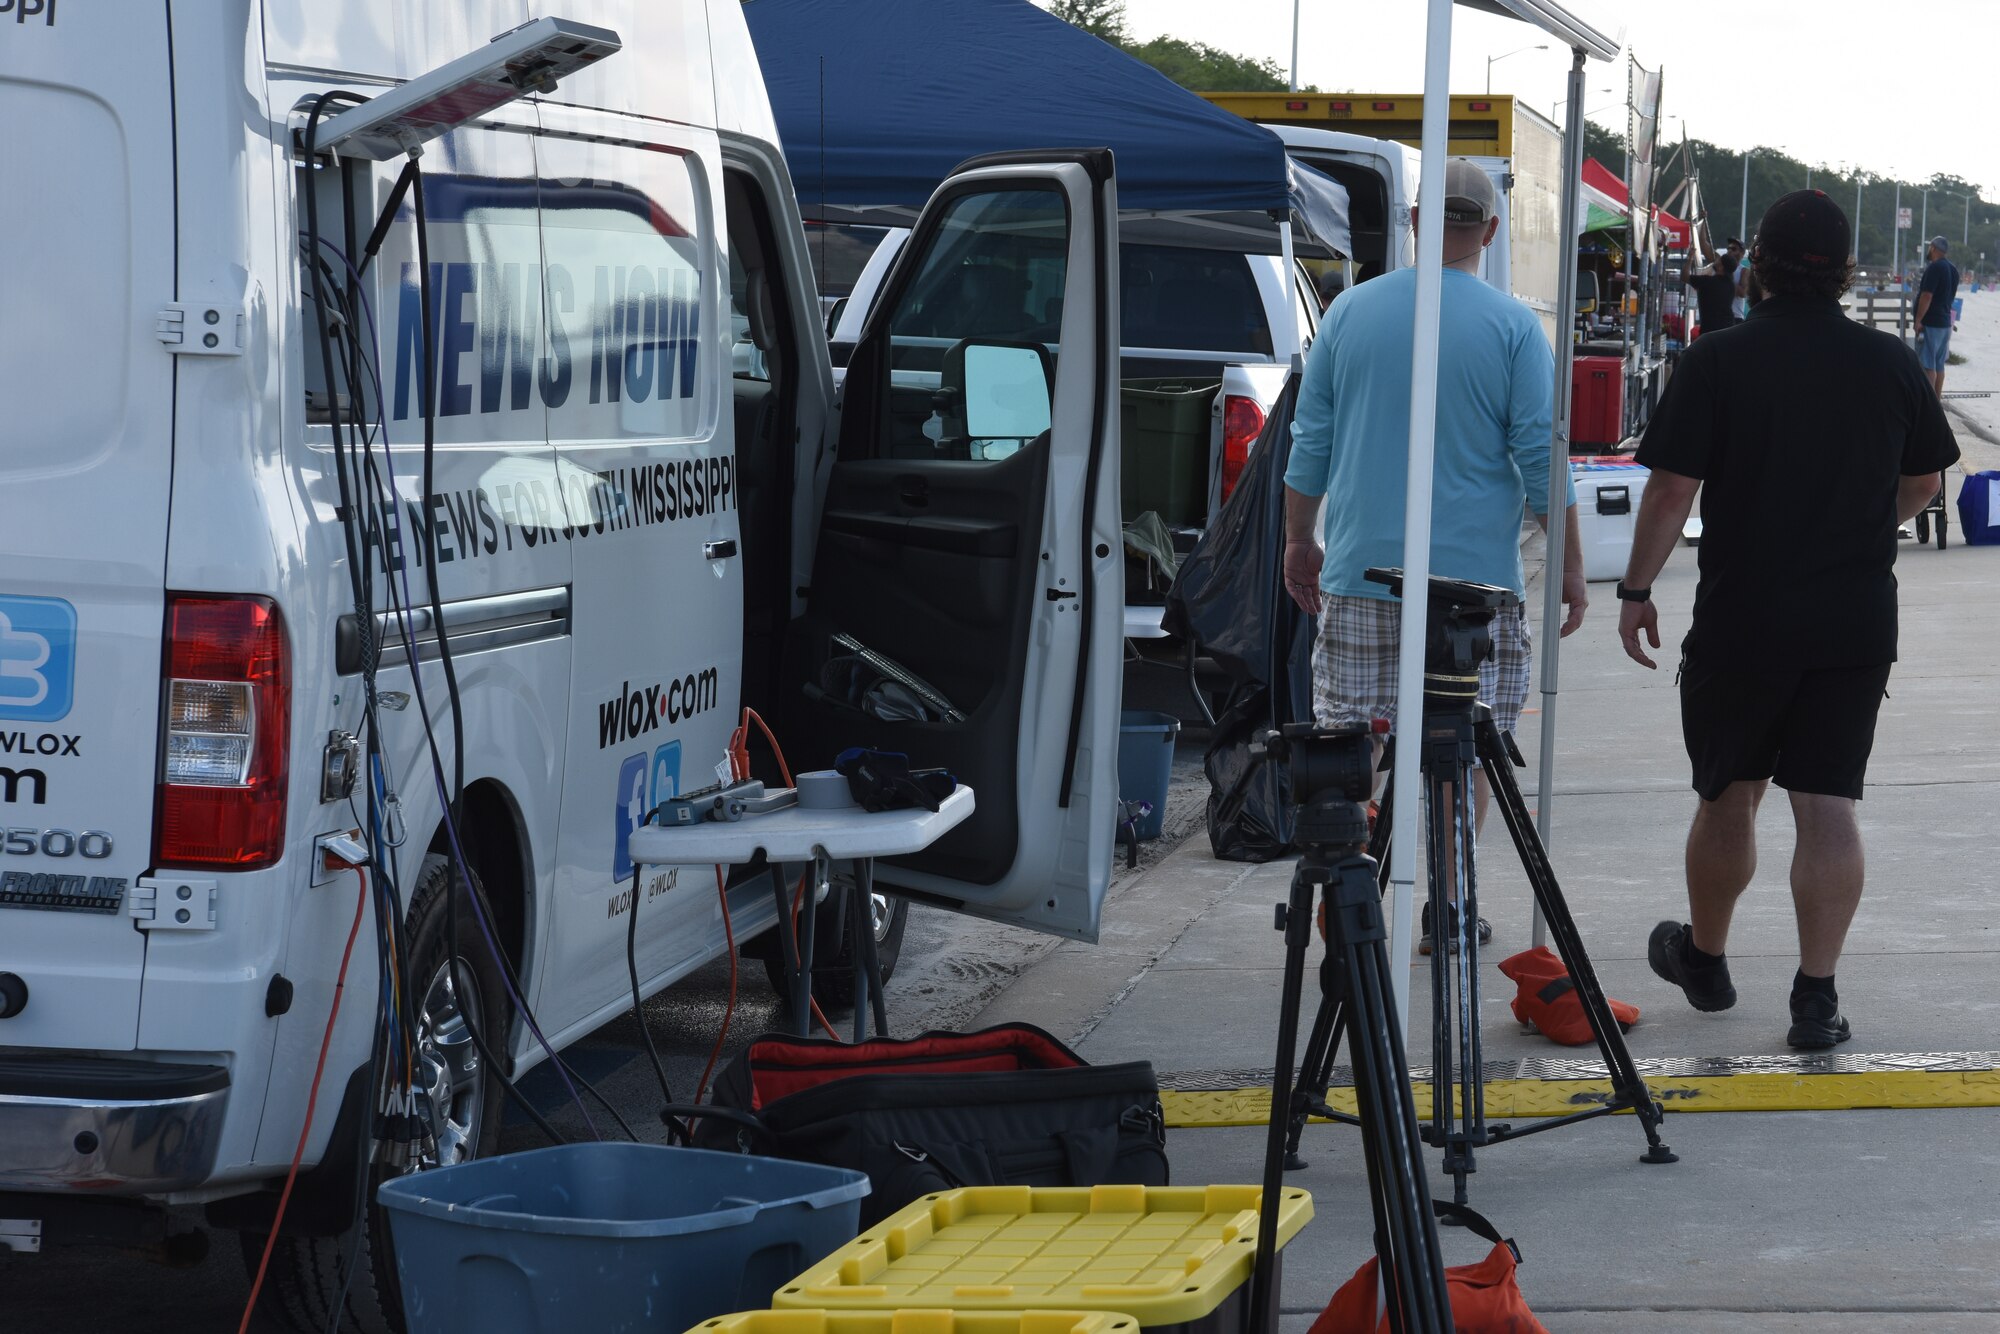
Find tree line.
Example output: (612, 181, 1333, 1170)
(1583, 121, 1993, 280)
(1049, 1, 1993, 281)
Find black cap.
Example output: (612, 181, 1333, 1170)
(1754, 189, 1850, 270)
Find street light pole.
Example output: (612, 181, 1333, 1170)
(1289, 0, 1300, 93)
(1486, 43, 1547, 94)
(1854, 175, 1865, 264)
(1920, 189, 1929, 247)
(1893, 181, 1902, 282)
(1946, 190, 1973, 247)
(1740, 152, 1750, 242)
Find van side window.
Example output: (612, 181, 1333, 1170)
(855, 188, 1067, 461)
(537, 145, 713, 444)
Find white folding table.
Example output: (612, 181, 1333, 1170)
(625, 786, 975, 1039)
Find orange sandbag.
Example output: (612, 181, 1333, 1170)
(1311, 1204, 1551, 1334)
(1496, 946, 1638, 1047)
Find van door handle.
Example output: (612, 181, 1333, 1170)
(898, 476, 929, 508)
(703, 539, 739, 561)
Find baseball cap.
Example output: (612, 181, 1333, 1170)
(1753, 189, 1850, 269)
(1930, 235, 1951, 254)
(1441, 159, 1497, 224)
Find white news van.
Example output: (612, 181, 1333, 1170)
(0, 4, 1122, 1328)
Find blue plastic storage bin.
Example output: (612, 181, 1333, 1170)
(1117, 709, 1181, 841)
(377, 1143, 868, 1334)
(1957, 470, 2000, 546)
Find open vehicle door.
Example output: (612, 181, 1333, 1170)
(789, 151, 1122, 940)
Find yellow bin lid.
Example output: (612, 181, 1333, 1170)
(774, 1184, 1314, 1327)
(691, 1312, 1140, 1334)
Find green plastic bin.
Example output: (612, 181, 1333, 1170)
(1121, 379, 1219, 527)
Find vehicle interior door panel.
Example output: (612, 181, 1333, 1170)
(784, 443, 1047, 883)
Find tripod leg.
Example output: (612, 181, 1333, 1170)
(1329, 859, 1454, 1332)
(1477, 718, 1678, 1166)
(1422, 769, 1448, 1154)
(1285, 956, 1348, 1170)
(1251, 863, 1320, 1334)
(1452, 770, 1487, 1205)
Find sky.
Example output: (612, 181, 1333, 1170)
(1113, 0, 1998, 198)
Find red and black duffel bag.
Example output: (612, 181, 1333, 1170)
(689, 1023, 1168, 1225)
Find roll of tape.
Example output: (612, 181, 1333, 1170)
(797, 769, 858, 810)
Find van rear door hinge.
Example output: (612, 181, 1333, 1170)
(131, 877, 217, 930)
(157, 301, 246, 356)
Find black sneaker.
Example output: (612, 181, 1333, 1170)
(1787, 989, 1853, 1050)
(1418, 901, 1494, 955)
(1647, 921, 1737, 1012)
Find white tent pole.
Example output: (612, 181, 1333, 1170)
(1388, 0, 1457, 1034)
(1278, 219, 1302, 370)
(1531, 47, 1589, 949)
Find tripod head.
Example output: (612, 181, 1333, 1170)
(1252, 722, 1375, 856)
(1364, 567, 1519, 713)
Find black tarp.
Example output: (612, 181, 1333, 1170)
(1162, 372, 1314, 861)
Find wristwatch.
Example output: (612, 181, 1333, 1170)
(1615, 581, 1651, 603)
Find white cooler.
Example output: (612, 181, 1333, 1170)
(1571, 461, 1649, 583)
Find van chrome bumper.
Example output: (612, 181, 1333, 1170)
(0, 1056, 228, 1192)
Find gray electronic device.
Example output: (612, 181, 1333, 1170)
(314, 17, 622, 160)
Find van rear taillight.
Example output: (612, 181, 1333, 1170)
(1220, 395, 1266, 503)
(157, 596, 290, 870)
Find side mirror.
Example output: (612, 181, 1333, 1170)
(825, 296, 848, 340)
(942, 339, 1052, 460)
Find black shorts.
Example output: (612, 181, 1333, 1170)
(1679, 655, 1892, 802)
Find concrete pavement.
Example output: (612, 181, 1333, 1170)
(979, 525, 2000, 1327)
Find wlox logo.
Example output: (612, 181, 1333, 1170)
(595, 670, 720, 749)
(0, 596, 76, 725)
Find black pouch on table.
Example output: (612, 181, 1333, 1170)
(692, 1022, 1168, 1225)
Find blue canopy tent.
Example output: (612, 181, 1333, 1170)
(741, 0, 1350, 258)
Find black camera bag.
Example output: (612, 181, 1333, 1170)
(690, 1023, 1168, 1225)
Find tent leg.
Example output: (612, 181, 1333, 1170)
(1386, 0, 1456, 1038)
(1278, 218, 1303, 371)
(1532, 46, 1590, 953)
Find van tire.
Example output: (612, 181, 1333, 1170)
(244, 853, 511, 1334)
(759, 879, 909, 1009)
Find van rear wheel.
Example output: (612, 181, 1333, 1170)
(244, 853, 509, 1334)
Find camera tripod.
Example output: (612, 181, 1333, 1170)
(1250, 783, 1454, 1334)
(1281, 688, 1678, 1207)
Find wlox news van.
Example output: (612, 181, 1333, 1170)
(0, 3, 1123, 1328)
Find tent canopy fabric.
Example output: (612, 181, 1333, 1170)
(742, 0, 1349, 253)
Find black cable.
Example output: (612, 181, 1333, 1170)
(401, 162, 602, 1138)
(626, 860, 688, 1143)
(409, 169, 469, 814)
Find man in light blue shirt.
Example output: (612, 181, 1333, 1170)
(1281, 158, 1585, 852)
(1282, 159, 1585, 948)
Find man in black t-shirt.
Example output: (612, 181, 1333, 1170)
(1914, 235, 1960, 395)
(1686, 230, 1742, 337)
(1615, 190, 1959, 1050)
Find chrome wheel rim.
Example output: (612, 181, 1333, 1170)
(416, 959, 485, 1167)
(870, 892, 894, 942)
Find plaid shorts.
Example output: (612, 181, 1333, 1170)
(1311, 594, 1533, 737)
